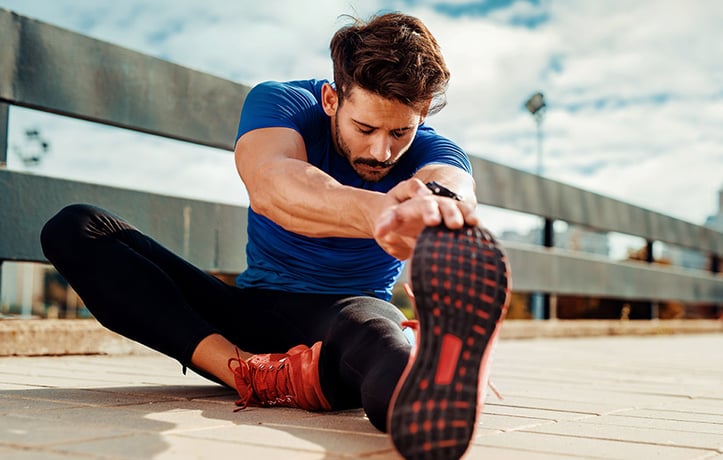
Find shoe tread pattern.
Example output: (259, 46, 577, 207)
(390, 225, 510, 460)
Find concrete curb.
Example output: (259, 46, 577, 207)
(0, 319, 154, 356)
(1, 318, 721, 356)
(500, 318, 723, 339)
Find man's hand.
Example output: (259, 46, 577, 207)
(373, 179, 480, 260)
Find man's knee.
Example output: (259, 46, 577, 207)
(333, 296, 406, 327)
(40, 203, 108, 261)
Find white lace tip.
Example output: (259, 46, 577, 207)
(487, 380, 503, 400)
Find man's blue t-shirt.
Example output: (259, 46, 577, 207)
(235, 79, 472, 300)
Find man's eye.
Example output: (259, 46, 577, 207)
(359, 128, 374, 135)
(391, 130, 405, 139)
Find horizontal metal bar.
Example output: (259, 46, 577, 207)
(470, 157, 723, 254)
(503, 242, 723, 303)
(0, 9, 249, 151)
(0, 169, 247, 273)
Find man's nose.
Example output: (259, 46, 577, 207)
(369, 135, 392, 162)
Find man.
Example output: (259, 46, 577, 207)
(41, 12, 509, 460)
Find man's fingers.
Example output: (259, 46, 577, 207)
(373, 193, 482, 260)
(376, 196, 479, 239)
(387, 178, 431, 203)
(438, 199, 480, 229)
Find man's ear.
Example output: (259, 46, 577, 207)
(321, 83, 339, 116)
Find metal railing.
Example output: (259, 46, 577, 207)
(1, 9, 722, 318)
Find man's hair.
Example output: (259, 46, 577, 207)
(329, 12, 450, 115)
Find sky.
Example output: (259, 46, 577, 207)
(2, 0, 723, 245)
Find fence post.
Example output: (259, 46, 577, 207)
(711, 253, 721, 319)
(0, 103, 8, 309)
(543, 218, 555, 319)
(645, 240, 659, 319)
(0, 102, 7, 168)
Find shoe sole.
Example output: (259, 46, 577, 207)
(389, 225, 510, 460)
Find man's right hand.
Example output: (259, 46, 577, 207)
(372, 179, 479, 260)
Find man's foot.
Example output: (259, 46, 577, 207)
(388, 225, 510, 460)
(228, 341, 331, 411)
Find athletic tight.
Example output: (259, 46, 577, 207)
(40, 204, 411, 431)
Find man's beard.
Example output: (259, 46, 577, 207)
(334, 118, 400, 182)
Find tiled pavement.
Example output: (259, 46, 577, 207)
(1, 333, 722, 459)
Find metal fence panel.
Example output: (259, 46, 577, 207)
(0, 9, 249, 151)
(0, 169, 247, 273)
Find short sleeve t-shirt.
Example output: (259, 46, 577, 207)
(235, 79, 471, 300)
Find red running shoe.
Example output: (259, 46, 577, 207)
(388, 224, 511, 460)
(228, 341, 331, 411)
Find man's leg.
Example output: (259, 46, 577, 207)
(216, 292, 410, 417)
(192, 334, 250, 388)
(41, 204, 403, 414)
(40, 204, 250, 384)
(318, 296, 412, 431)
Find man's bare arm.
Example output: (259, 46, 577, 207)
(235, 127, 426, 238)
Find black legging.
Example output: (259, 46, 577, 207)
(40, 203, 410, 431)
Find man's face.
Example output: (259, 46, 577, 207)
(324, 85, 427, 182)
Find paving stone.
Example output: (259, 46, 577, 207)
(50, 432, 183, 459)
(157, 434, 355, 460)
(0, 445, 89, 460)
(587, 412, 723, 436)
(657, 398, 723, 415)
(474, 430, 714, 460)
(174, 422, 392, 457)
(477, 412, 555, 432)
(0, 413, 137, 448)
(490, 382, 689, 408)
(488, 394, 624, 416)
(0, 393, 87, 414)
(523, 419, 723, 451)
(126, 400, 325, 429)
(465, 444, 610, 460)
(0, 387, 175, 407)
(698, 454, 723, 460)
(278, 409, 381, 434)
(483, 402, 595, 422)
(613, 408, 723, 425)
(0, 369, 128, 388)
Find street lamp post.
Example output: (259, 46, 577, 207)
(524, 92, 552, 319)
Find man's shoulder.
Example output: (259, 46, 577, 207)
(237, 79, 329, 140)
(403, 123, 471, 174)
(411, 123, 462, 153)
(251, 79, 328, 102)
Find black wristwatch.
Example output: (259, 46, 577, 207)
(425, 181, 463, 201)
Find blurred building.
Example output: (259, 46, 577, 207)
(704, 186, 723, 231)
(1, 262, 86, 318)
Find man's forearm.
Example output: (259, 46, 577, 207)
(247, 158, 387, 239)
